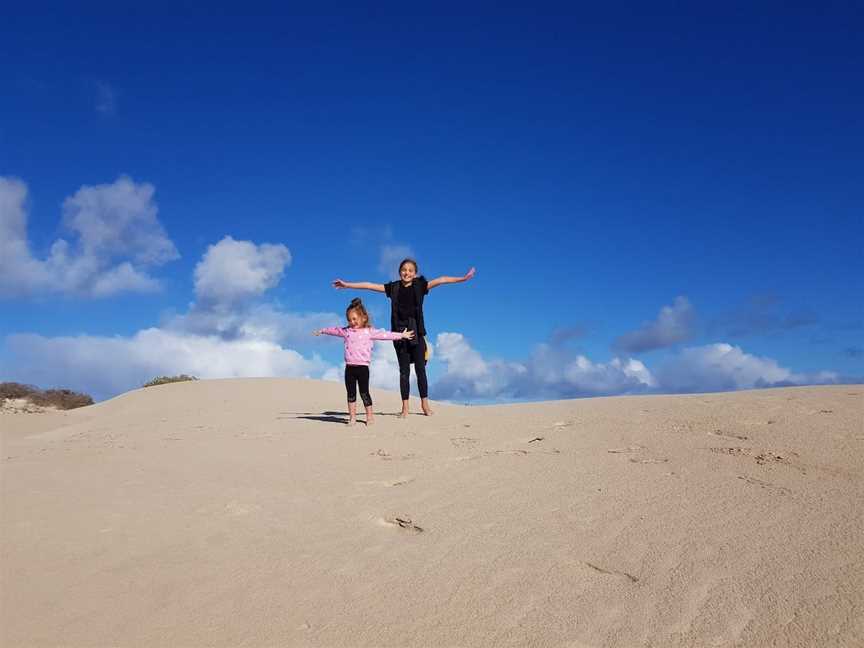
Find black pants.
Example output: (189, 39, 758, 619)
(345, 365, 372, 407)
(395, 337, 428, 401)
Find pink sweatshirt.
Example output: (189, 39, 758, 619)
(319, 326, 404, 366)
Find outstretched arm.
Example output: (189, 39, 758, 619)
(371, 328, 415, 341)
(428, 267, 476, 290)
(331, 279, 386, 293)
(313, 327, 346, 337)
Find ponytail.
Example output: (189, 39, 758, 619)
(346, 298, 371, 327)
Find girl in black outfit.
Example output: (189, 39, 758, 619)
(332, 258, 475, 417)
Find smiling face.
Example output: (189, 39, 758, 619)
(347, 309, 367, 329)
(399, 259, 417, 285)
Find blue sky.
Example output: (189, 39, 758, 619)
(2, 2, 862, 401)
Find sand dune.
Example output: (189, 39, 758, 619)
(2, 380, 862, 647)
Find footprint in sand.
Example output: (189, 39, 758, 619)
(484, 447, 561, 457)
(709, 447, 805, 473)
(754, 451, 806, 474)
(608, 445, 666, 464)
(737, 475, 791, 495)
(449, 457, 478, 464)
(709, 430, 749, 441)
(583, 562, 639, 583)
(378, 516, 424, 533)
(709, 447, 752, 456)
(552, 420, 578, 430)
(668, 422, 695, 434)
(357, 476, 415, 487)
(607, 445, 646, 454)
(224, 500, 262, 516)
(370, 449, 415, 461)
(450, 437, 479, 448)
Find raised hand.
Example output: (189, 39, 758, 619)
(312, 330, 322, 336)
(464, 267, 476, 281)
(332, 279, 348, 289)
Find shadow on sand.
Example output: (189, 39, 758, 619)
(277, 411, 427, 424)
(278, 411, 347, 424)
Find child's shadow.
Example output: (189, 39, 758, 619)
(279, 411, 349, 424)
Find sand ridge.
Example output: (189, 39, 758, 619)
(2, 380, 862, 647)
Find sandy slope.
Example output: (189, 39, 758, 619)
(2, 380, 862, 647)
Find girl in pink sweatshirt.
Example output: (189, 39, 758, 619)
(314, 298, 414, 426)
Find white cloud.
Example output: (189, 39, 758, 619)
(0, 176, 178, 298)
(0, 177, 52, 295)
(614, 296, 695, 353)
(0, 229, 346, 401)
(90, 262, 161, 296)
(0, 177, 29, 241)
(62, 176, 177, 265)
(378, 243, 414, 279)
(655, 343, 839, 393)
(369, 340, 403, 392)
(5, 329, 332, 402)
(160, 236, 333, 346)
(432, 332, 655, 401)
(194, 236, 291, 306)
(430, 333, 839, 401)
(167, 303, 339, 345)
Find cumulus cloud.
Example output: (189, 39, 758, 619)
(167, 303, 339, 345)
(0, 177, 51, 295)
(0, 226, 344, 399)
(165, 236, 338, 346)
(0, 176, 178, 298)
(430, 333, 840, 402)
(655, 343, 839, 393)
(613, 296, 695, 353)
(4, 329, 332, 402)
(369, 342, 403, 392)
(62, 177, 177, 265)
(378, 243, 414, 279)
(194, 236, 291, 306)
(433, 332, 655, 401)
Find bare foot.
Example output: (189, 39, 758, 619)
(366, 415, 375, 425)
(421, 399, 433, 416)
(398, 410, 409, 419)
(348, 418, 357, 426)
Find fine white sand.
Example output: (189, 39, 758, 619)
(2, 379, 862, 647)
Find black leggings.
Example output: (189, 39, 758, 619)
(345, 365, 372, 407)
(396, 337, 428, 401)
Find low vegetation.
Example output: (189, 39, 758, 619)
(0, 382, 94, 410)
(142, 374, 199, 388)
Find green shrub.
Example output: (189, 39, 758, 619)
(142, 374, 199, 388)
(0, 382, 37, 400)
(0, 382, 94, 410)
(31, 389, 94, 409)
